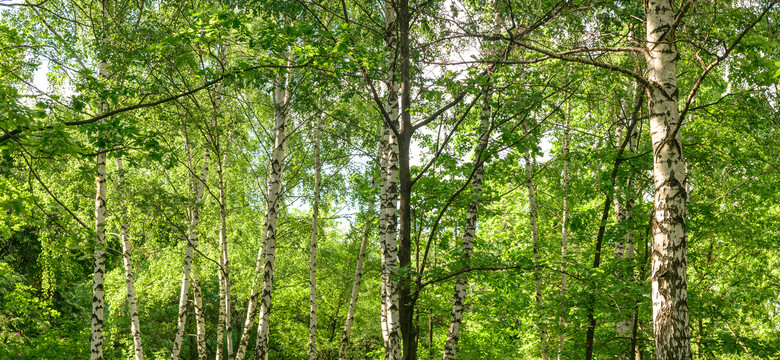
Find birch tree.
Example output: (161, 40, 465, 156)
(115, 158, 145, 360)
(193, 272, 207, 360)
(91, 1, 111, 358)
(644, 2, 691, 359)
(171, 136, 210, 360)
(441, 10, 500, 356)
(308, 114, 321, 360)
(338, 175, 378, 360)
(253, 51, 294, 360)
(380, 1, 402, 359)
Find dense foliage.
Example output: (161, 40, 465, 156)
(1, 0, 779, 359)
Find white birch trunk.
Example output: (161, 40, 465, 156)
(90, 3, 110, 358)
(92, 145, 107, 360)
(116, 158, 145, 360)
(252, 53, 293, 360)
(441, 96, 489, 360)
(218, 148, 233, 360)
(381, 1, 402, 359)
(171, 142, 210, 360)
(645, 1, 692, 359)
(234, 219, 266, 360)
(193, 272, 207, 360)
(338, 176, 377, 360)
(442, 12, 502, 359)
(308, 115, 321, 360)
(211, 68, 233, 360)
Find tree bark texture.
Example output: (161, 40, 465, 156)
(645, 1, 692, 359)
(253, 57, 292, 360)
(381, 1, 402, 359)
(193, 273, 207, 360)
(90, 3, 110, 358)
(396, 0, 417, 358)
(91, 131, 107, 360)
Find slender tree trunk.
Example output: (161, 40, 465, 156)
(645, 1, 692, 359)
(193, 273, 207, 360)
(116, 158, 145, 360)
(523, 120, 549, 360)
(253, 52, 293, 360)
(171, 140, 210, 360)
(381, 1, 402, 359)
(90, 3, 110, 359)
(397, 0, 417, 359)
(558, 82, 570, 360)
(210, 76, 231, 360)
(92, 128, 107, 360)
(338, 177, 378, 360)
(441, 50, 493, 360)
(308, 115, 322, 360)
(584, 103, 640, 360)
(218, 147, 233, 360)
(234, 222, 265, 360)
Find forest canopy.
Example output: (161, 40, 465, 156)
(1, 0, 779, 359)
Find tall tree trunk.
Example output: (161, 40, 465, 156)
(171, 139, 210, 360)
(217, 146, 233, 360)
(253, 52, 293, 360)
(558, 81, 570, 360)
(523, 120, 549, 360)
(397, 0, 416, 358)
(193, 273, 207, 360)
(584, 90, 640, 360)
(441, 46, 494, 360)
(92, 126, 107, 360)
(91, 2, 110, 359)
(381, 1, 402, 359)
(211, 62, 232, 360)
(308, 115, 321, 360)
(645, 1, 692, 359)
(338, 177, 377, 360)
(116, 158, 145, 360)
(234, 223, 265, 360)
(441, 8, 502, 357)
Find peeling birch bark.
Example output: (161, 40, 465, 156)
(645, 1, 692, 359)
(193, 273, 207, 360)
(253, 51, 293, 360)
(90, 3, 110, 359)
(380, 1, 402, 359)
